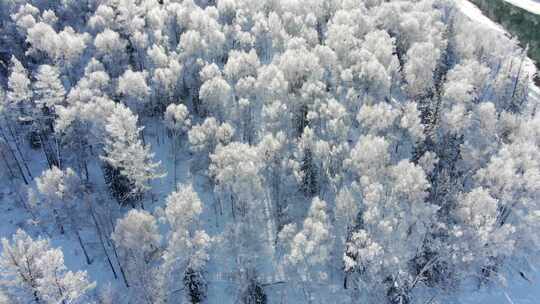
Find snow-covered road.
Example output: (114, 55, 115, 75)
(456, 0, 506, 33)
(504, 0, 540, 14)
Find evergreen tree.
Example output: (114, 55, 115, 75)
(101, 104, 164, 207)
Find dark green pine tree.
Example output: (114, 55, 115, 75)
(301, 148, 318, 197)
(184, 268, 207, 304)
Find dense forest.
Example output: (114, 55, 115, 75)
(0, 0, 539, 303)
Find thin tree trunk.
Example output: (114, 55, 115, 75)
(214, 200, 220, 228)
(0, 148, 16, 179)
(54, 270, 66, 304)
(85, 197, 118, 280)
(101, 200, 129, 286)
(90, 206, 118, 279)
(173, 135, 178, 190)
(39, 133, 53, 169)
(0, 127, 29, 184)
(511, 48, 527, 101)
(111, 243, 130, 288)
(230, 194, 236, 221)
(76, 230, 92, 265)
(4, 121, 33, 178)
(54, 135, 62, 169)
(54, 209, 64, 235)
(83, 159, 89, 181)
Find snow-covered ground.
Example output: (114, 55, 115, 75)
(504, 0, 540, 15)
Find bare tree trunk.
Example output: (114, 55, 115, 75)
(173, 135, 178, 190)
(111, 242, 130, 288)
(83, 160, 89, 181)
(88, 202, 118, 279)
(4, 121, 33, 178)
(511, 48, 527, 100)
(54, 135, 62, 169)
(39, 133, 53, 169)
(214, 200, 220, 228)
(54, 209, 65, 235)
(0, 148, 16, 179)
(0, 127, 29, 184)
(230, 194, 236, 221)
(102, 202, 130, 287)
(76, 230, 92, 265)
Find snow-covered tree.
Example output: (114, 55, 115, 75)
(199, 63, 232, 121)
(164, 103, 190, 134)
(0, 229, 95, 304)
(209, 142, 274, 301)
(404, 42, 441, 98)
(117, 69, 150, 114)
(94, 29, 128, 77)
(101, 104, 164, 207)
(25, 22, 89, 71)
(30, 166, 94, 264)
(111, 209, 162, 303)
(6, 56, 32, 120)
(33, 64, 65, 131)
(32, 166, 78, 232)
(210, 142, 265, 220)
(343, 135, 439, 302)
(188, 117, 234, 169)
(160, 184, 211, 303)
(164, 103, 190, 187)
(280, 197, 332, 301)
